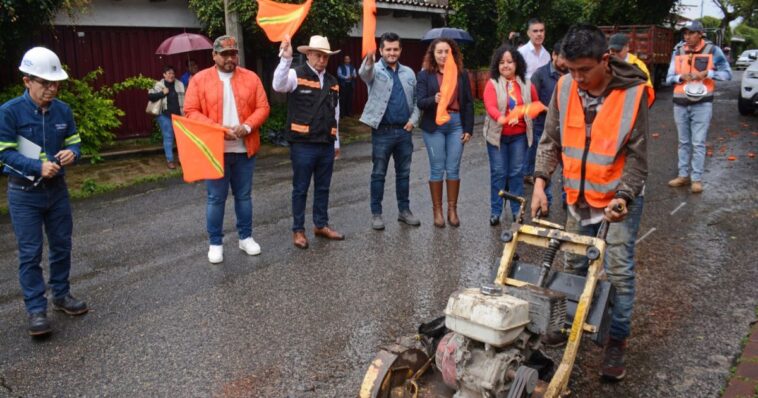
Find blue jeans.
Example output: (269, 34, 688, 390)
(290, 142, 335, 231)
(487, 134, 527, 217)
(523, 127, 542, 177)
(8, 178, 73, 315)
(564, 196, 644, 340)
(156, 113, 176, 163)
(371, 127, 414, 215)
(205, 153, 256, 245)
(674, 102, 712, 181)
(422, 113, 463, 181)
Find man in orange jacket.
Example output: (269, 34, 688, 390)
(532, 24, 650, 382)
(184, 35, 270, 264)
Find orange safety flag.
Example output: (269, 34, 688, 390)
(504, 101, 547, 124)
(435, 55, 458, 126)
(362, 0, 377, 58)
(171, 115, 225, 183)
(256, 0, 312, 42)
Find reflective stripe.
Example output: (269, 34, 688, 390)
(291, 123, 310, 134)
(330, 84, 339, 92)
(297, 78, 320, 89)
(0, 141, 18, 151)
(616, 84, 642, 152)
(563, 146, 615, 166)
(64, 134, 81, 146)
(40, 152, 48, 161)
(557, 76, 572, 143)
(564, 176, 619, 193)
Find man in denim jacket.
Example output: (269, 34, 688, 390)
(359, 32, 420, 230)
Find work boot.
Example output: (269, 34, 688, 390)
(600, 338, 627, 381)
(667, 176, 691, 187)
(429, 181, 445, 228)
(446, 179, 461, 227)
(397, 210, 420, 226)
(690, 181, 703, 193)
(167, 161, 177, 170)
(28, 312, 52, 337)
(52, 294, 89, 316)
(371, 214, 385, 230)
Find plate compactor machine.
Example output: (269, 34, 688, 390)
(359, 192, 619, 398)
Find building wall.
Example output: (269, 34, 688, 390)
(54, 0, 201, 28)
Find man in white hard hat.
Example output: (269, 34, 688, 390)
(273, 35, 344, 249)
(0, 47, 88, 337)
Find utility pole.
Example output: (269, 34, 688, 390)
(224, 0, 246, 67)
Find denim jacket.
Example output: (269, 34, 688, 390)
(359, 57, 420, 129)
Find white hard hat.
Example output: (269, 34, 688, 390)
(18, 47, 68, 81)
(683, 82, 707, 101)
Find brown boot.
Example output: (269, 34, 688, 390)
(446, 179, 460, 227)
(429, 181, 445, 228)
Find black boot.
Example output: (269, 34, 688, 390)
(28, 312, 52, 337)
(52, 294, 89, 316)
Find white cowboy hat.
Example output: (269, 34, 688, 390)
(297, 35, 341, 55)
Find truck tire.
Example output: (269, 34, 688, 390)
(738, 96, 755, 115)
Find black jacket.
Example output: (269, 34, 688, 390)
(416, 69, 474, 134)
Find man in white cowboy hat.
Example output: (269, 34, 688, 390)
(273, 35, 345, 249)
(0, 47, 88, 337)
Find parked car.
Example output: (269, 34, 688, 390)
(739, 61, 758, 115)
(735, 49, 758, 70)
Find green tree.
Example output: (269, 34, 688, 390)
(711, 0, 758, 32)
(449, 0, 500, 68)
(734, 23, 758, 47)
(188, 0, 360, 54)
(0, 0, 90, 73)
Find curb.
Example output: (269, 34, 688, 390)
(722, 320, 758, 398)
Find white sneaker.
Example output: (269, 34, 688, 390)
(239, 237, 261, 256)
(208, 245, 223, 264)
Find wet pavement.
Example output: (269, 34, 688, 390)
(0, 72, 756, 397)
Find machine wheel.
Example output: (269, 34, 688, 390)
(738, 96, 755, 115)
(359, 344, 429, 398)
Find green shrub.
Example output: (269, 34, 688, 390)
(260, 102, 287, 145)
(0, 68, 154, 162)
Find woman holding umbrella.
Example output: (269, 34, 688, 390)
(416, 38, 474, 228)
(147, 65, 185, 169)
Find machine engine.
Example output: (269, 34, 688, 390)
(435, 285, 567, 398)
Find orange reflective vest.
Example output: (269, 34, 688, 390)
(555, 75, 651, 208)
(673, 40, 715, 104)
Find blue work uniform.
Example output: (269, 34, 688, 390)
(0, 90, 81, 315)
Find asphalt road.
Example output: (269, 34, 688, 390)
(0, 72, 756, 398)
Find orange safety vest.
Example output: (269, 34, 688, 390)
(555, 75, 650, 208)
(673, 40, 715, 104)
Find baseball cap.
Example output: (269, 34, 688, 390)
(680, 20, 704, 33)
(608, 34, 629, 51)
(213, 35, 238, 53)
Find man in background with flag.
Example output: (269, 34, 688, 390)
(273, 35, 344, 249)
(184, 35, 270, 264)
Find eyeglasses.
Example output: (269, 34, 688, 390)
(29, 77, 60, 88)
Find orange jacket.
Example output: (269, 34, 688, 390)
(184, 66, 270, 157)
(556, 75, 650, 208)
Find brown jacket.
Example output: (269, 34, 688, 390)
(535, 58, 648, 203)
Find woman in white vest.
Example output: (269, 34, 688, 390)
(482, 44, 539, 226)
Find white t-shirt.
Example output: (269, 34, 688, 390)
(218, 70, 247, 153)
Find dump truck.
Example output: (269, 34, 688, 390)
(600, 25, 676, 89)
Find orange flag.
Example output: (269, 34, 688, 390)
(256, 0, 313, 42)
(171, 115, 225, 183)
(362, 0, 377, 58)
(435, 55, 458, 126)
(504, 101, 547, 124)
